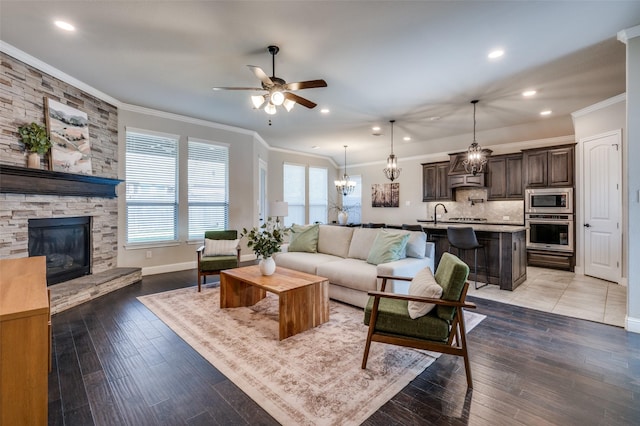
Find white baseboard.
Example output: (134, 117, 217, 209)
(626, 316, 640, 334)
(142, 261, 196, 276)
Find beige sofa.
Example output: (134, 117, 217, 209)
(274, 225, 435, 308)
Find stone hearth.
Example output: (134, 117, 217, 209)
(49, 267, 142, 314)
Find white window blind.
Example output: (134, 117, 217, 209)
(188, 140, 229, 239)
(126, 130, 178, 244)
(309, 166, 328, 224)
(343, 175, 362, 224)
(283, 163, 306, 226)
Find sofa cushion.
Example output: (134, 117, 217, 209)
(273, 251, 339, 275)
(203, 238, 239, 256)
(407, 267, 442, 319)
(385, 229, 427, 258)
(347, 228, 380, 260)
(366, 230, 410, 265)
(316, 258, 378, 293)
(317, 225, 354, 258)
(288, 224, 319, 253)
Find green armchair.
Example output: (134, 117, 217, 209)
(196, 230, 241, 292)
(362, 252, 477, 388)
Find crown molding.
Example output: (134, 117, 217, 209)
(0, 41, 121, 107)
(618, 25, 640, 44)
(571, 93, 626, 118)
(269, 146, 338, 168)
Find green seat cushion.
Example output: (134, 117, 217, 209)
(200, 255, 238, 272)
(204, 230, 238, 240)
(434, 252, 470, 321)
(364, 296, 450, 342)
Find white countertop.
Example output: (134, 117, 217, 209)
(417, 221, 527, 233)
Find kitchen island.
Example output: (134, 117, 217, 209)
(418, 221, 527, 291)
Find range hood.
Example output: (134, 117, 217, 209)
(447, 151, 491, 188)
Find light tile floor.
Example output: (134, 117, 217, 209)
(466, 267, 627, 327)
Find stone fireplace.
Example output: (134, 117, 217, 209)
(28, 216, 92, 285)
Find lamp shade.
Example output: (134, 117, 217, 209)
(269, 201, 289, 218)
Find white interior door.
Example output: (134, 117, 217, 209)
(583, 130, 622, 282)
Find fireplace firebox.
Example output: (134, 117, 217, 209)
(28, 216, 91, 285)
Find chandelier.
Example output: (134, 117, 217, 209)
(463, 100, 487, 175)
(251, 93, 296, 115)
(383, 119, 401, 181)
(335, 145, 356, 196)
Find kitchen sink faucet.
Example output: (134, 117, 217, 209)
(434, 203, 448, 225)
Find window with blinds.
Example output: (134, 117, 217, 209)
(283, 163, 306, 226)
(125, 130, 178, 244)
(188, 139, 229, 239)
(309, 166, 328, 224)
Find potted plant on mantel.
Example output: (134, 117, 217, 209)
(241, 219, 288, 276)
(18, 122, 52, 169)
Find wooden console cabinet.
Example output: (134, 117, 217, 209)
(0, 256, 50, 425)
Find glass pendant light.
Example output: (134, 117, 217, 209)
(383, 119, 401, 181)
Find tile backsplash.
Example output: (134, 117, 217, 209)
(425, 188, 524, 224)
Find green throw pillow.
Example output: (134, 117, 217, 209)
(288, 224, 319, 253)
(366, 230, 410, 265)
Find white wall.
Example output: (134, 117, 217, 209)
(619, 25, 640, 333)
(117, 106, 259, 275)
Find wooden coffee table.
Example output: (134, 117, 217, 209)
(220, 265, 330, 340)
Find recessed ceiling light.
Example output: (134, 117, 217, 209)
(522, 90, 537, 97)
(320, 108, 330, 114)
(488, 49, 504, 59)
(403, 136, 411, 142)
(54, 20, 75, 31)
(372, 126, 381, 131)
(428, 116, 440, 121)
(540, 110, 552, 116)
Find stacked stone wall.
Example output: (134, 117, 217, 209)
(0, 52, 119, 272)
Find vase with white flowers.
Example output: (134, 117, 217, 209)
(241, 219, 288, 275)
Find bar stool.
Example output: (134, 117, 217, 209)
(447, 227, 489, 290)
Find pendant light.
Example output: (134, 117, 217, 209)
(463, 100, 487, 175)
(383, 119, 401, 181)
(334, 145, 356, 196)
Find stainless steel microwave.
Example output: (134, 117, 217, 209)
(525, 187, 573, 214)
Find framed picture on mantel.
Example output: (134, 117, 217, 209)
(45, 97, 92, 175)
(371, 183, 399, 207)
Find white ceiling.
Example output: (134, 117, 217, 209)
(1, 1, 639, 165)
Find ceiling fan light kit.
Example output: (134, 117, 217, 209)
(463, 100, 488, 176)
(213, 45, 327, 115)
(383, 119, 401, 181)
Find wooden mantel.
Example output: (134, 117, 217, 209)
(0, 164, 122, 198)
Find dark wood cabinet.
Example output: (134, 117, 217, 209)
(487, 153, 523, 200)
(523, 145, 574, 188)
(425, 227, 527, 291)
(422, 161, 451, 201)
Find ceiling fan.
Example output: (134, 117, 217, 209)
(212, 45, 327, 114)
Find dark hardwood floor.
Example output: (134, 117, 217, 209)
(48, 269, 640, 425)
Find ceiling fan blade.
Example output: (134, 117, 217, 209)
(284, 92, 317, 109)
(248, 65, 274, 87)
(284, 79, 328, 91)
(212, 87, 264, 91)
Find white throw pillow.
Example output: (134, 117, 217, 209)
(203, 238, 239, 256)
(407, 267, 443, 319)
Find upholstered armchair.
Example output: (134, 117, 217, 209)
(196, 230, 240, 292)
(362, 252, 477, 388)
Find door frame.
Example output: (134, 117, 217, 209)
(578, 129, 623, 282)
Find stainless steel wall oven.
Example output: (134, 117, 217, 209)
(526, 213, 574, 253)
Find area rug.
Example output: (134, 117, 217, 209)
(138, 285, 485, 426)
